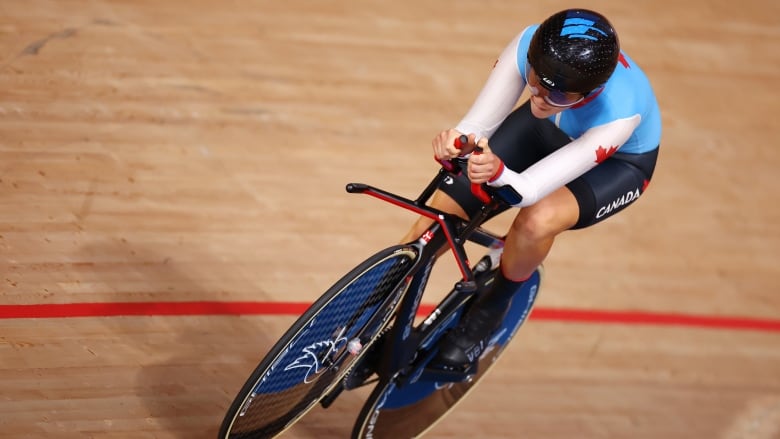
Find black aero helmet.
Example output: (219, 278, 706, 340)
(528, 9, 620, 94)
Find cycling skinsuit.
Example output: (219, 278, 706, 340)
(440, 24, 662, 229)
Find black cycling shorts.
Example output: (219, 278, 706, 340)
(439, 100, 659, 230)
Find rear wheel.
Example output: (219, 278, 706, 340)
(219, 245, 418, 439)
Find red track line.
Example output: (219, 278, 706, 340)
(0, 301, 779, 333)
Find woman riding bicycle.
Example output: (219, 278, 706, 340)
(401, 8, 662, 369)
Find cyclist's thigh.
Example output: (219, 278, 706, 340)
(566, 148, 660, 230)
(402, 189, 469, 242)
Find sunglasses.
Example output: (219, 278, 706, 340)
(525, 65, 585, 107)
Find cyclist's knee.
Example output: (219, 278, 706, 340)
(510, 202, 575, 242)
(510, 209, 551, 242)
(510, 188, 580, 241)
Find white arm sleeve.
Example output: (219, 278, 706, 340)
(488, 115, 642, 207)
(454, 31, 529, 140)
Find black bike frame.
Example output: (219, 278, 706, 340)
(345, 166, 506, 386)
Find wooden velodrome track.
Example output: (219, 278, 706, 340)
(1, 0, 778, 438)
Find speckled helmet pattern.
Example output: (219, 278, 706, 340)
(528, 9, 620, 94)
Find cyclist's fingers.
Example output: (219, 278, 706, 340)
(468, 157, 490, 173)
(434, 129, 463, 159)
(467, 167, 492, 184)
(469, 151, 493, 166)
(468, 152, 501, 182)
(432, 131, 451, 159)
(467, 133, 478, 148)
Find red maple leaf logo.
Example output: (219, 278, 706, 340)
(595, 145, 618, 164)
(642, 179, 650, 192)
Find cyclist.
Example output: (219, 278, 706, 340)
(401, 8, 662, 369)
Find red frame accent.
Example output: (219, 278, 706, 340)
(363, 188, 471, 280)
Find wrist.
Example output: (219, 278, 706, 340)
(488, 159, 505, 184)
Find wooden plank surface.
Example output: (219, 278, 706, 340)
(1, 1, 778, 438)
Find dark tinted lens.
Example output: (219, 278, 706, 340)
(546, 89, 579, 105)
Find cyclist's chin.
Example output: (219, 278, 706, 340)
(529, 98, 562, 119)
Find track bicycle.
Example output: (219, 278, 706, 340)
(219, 141, 543, 438)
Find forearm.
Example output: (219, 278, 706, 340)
(489, 115, 641, 206)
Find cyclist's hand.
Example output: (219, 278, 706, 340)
(467, 138, 503, 184)
(432, 129, 476, 161)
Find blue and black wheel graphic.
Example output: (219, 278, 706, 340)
(220, 246, 418, 439)
(352, 268, 542, 439)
